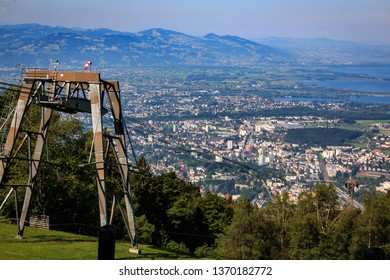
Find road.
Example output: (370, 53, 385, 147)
(318, 153, 364, 210)
(336, 187, 364, 210)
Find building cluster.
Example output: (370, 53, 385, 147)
(128, 113, 390, 203)
(57, 72, 390, 206)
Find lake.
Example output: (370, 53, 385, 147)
(329, 65, 390, 79)
(294, 65, 390, 104)
(314, 65, 390, 94)
(275, 95, 390, 104)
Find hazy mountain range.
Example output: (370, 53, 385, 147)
(0, 24, 288, 68)
(0, 23, 389, 68)
(258, 37, 390, 64)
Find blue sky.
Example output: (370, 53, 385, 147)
(1, 0, 389, 44)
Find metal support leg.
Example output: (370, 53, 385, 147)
(14, 187, 21, 238)
(18, 107, 53, 237)
(90, 83, 108, 227)
(0, 188, 13, 211)
(107, 85, 138, 249)
(0, 84, 33, 184)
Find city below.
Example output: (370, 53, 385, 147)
(68, 65, 390, 208)
(1, 64, 390, 208)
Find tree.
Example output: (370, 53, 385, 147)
(350, 191, 390, 259)
(312, 183, 340, 236)
(199, 191, 233, 243)
(166, 192, 208, 252)
(135, 214, 155, 244)
(289, 183, 343, 259)
(30, 115, 99, 233)
(326, 207, 360, 259)
(264, 192, 294, 259)
(131, 157, 210, 252)
(131, 156, 164, 244)
(289, 209, 321, 259)
(216, 199, 276, 259)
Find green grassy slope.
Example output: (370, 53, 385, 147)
(0, 223, 197, 260)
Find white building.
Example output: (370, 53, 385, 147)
(227, 140, 233, 150)
(377, 181, 390, 193)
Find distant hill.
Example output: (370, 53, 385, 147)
(259, 37, 390, 64)
(0, 24, 290, 68)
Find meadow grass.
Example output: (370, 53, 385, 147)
(0, 222, 198, 260)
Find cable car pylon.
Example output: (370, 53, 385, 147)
(0, 69, 139, 255)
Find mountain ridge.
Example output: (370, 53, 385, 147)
(0, 23, 290, 68)
(2, 23, 389, 67)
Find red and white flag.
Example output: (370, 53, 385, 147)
(83, 61, 92, 71)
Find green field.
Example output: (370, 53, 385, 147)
(307, 120, 390, 132)
(0, 222, 197, 260)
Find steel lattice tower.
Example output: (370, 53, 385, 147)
(0, 69, 138, 253)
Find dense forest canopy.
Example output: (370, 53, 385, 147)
(284, 128, 362, 147)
